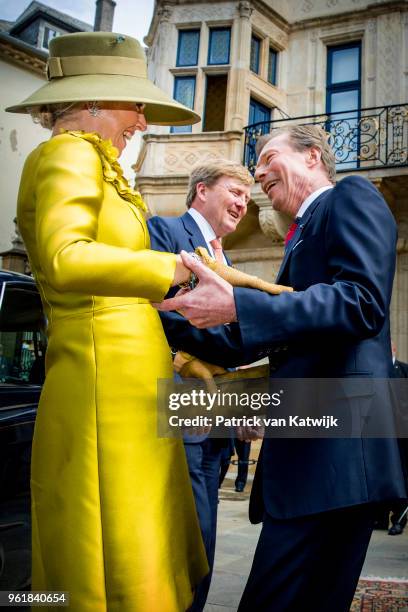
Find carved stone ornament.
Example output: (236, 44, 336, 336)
(157, 3, 172, 21)
(258, 208, 285, 242)
(11, 217, 26, 252)
(239, 1, 253, 19)
(301, 0, 314, 14)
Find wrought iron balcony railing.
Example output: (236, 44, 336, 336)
(243, 104, 408, 175)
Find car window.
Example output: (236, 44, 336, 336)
(0, 281, 46, 384)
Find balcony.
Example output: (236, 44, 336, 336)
(243, 104, 408, 176)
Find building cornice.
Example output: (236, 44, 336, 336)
(252, 0, 290, 32)
(0, 32, 47, 76)
(290, 1, 408, 32)
(145, 0, 408, 46)
(145, 0, 291, 46)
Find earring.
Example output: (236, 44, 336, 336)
(87, 101, 101, 117)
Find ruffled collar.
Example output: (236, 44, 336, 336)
(65, 131, 148, 213)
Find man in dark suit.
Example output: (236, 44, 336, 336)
(156, 125, 407, 611)
(388, 342, 408, 535)
(148, 159, 253, 612)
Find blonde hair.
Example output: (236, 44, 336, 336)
(256, 124, 336, 183)
(29, 102, 82, 130)
(186, 159, 254, 209)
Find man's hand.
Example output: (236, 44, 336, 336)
(154, 251, 237, 328)
(174, 350, 227, 393)
(236, 425, 265, 442)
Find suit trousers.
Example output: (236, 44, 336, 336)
(185, 439, 222, 612)
(238, 503, 376, 612)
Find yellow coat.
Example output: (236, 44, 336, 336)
(17, 132, 208, 611)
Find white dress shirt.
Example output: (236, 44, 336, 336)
(187, 208, 227, 263)
(297, 185, 333, 219)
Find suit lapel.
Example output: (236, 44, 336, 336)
(181, 212, 231, 265)
(276, 191, 329, 283)
(181, 212, 208, 252)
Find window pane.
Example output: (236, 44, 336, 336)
(268, 48, 278, 85)
(208, 28, 231, 65)
(42, 27, 59, 49)
(330, 89, 359, 113)
(330, 46, 359, 84)
(250, 35, 261, 74)
(203, 75, 227, 131)
(249, 98, 271, 128)
(171, 77, 195, 133)
(177, 30, 200, 67)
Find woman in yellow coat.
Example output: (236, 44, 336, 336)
(7, 32, 208, 611)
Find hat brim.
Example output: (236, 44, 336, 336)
(5, 74, 200, 126)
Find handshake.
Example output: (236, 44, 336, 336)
(156, 248, 293, 328)
(167, 246, 292, 440)
(188, 247, 293, 296)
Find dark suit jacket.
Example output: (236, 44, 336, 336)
(148, 211, 250, 367)
(148, 212, 257, 445)
(233, 176, 407, 520)
(393, 360, 408, 483)
(394, 360, 408, 379)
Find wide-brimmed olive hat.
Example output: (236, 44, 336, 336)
(6, 31, 200, 126)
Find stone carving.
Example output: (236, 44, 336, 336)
(368, 18, 377, 34)
(164, 154, 178, 166)
(301, 0, 314, 13)
(163, 149, 221, 173)
(11, 218, 26, 253)
(157, 3, 172, 21)
(254, 192, 291, 242)
(238, 1, 253, 19)
(175, 5, 232, 23)
(185, 153, 199, 165)
(258, 208, 284, 242)
(0, 41, 46, 76)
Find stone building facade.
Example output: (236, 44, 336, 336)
(137, 0, 408, 358)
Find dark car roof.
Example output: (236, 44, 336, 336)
(0, 270, 35, 285)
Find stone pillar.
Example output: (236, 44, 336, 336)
(227, 1, 253, 131)
(365, 18, 377, 107)
(403, 12, 408, 104)
(145, 3, 175, 136)
(154, 4, 175, 99)
(307, 30, 318, 115)
(376, 13, 401, 107)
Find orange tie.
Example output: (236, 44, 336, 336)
(209, 238, 224, 264)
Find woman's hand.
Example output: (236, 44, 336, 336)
(157, 251, 237, 328)
(171, 254, 191, 287)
